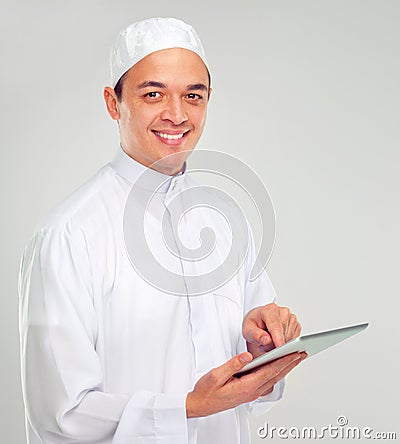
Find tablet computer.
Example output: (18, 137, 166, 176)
(235, 322, 369, 376)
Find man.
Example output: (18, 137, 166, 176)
(19, 17, 305, 443)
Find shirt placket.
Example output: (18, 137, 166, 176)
(164, 179, 215, 378)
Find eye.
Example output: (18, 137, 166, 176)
(186, 93, 203, 101)
(145, 91, 162, 99)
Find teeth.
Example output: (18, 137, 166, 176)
(155, 131, 185, 140)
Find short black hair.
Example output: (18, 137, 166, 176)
(114, 71, 128, 102)
(113, 69, 212, 102)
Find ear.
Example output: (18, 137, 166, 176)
(104, 87, 120, 120)
(208, 87, 212, 101)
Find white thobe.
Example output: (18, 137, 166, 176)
(19, 147, 284, 444)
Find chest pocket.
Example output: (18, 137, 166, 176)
(213, 281, 243, 359)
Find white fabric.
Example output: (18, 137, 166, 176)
(19, 147, 284, 444)
(110, 17, 209, 88)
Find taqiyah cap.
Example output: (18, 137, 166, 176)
(110, 17, 209, 88)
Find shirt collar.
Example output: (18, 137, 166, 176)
(110, 146, 186, 193)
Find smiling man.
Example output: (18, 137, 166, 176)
(104, 47, 209, 176)
(19, 18, 305, 444)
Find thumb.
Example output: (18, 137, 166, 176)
(216, 352, 253, 381)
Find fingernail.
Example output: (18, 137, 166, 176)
(240, 353, 251, 363)
(261, 336, 270, 346)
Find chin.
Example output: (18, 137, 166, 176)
(154, 148, 194, 175)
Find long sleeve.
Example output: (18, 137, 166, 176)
(18, 154, 287, 444)
(19, 227, 188, 443)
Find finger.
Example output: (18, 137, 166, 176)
(259, 386, 274, 396)
(259, 359, 301, 396)
(213, 352, 253, 383)
(294, 323, 302, 338)
(283, 315, 290, 341)
(243, 320, 274, 347)
(244, 303, 285, 347)
(261, 351, 303, 378)
(242, 310, 272, 346)
(263, 304, 286, 348)
(241, 351, 302, 388)
(278, 307, 292, 340)
(258, 353, 305, 396)
(285, 314, 299, 341)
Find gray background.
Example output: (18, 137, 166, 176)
(1, 0, 399, 442)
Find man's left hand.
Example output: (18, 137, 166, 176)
(243, 303, 302, 359)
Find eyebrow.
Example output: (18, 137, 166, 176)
(137, 80, 209, 92)
(137, 80, 167, 90)
(186, 83, 209, 92)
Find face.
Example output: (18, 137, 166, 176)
(104, 48, 211, 175)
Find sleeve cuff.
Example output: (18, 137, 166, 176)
(155, 393, 188, 443)
(113, 391, 188, 444)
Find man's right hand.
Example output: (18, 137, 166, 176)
(186, 351, 306, 418)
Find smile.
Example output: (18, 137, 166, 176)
(153, 130, 189, 140)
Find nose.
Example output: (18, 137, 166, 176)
(160, 96, 188, 125)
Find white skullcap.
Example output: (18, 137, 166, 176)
(110, 17, 209, 88)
